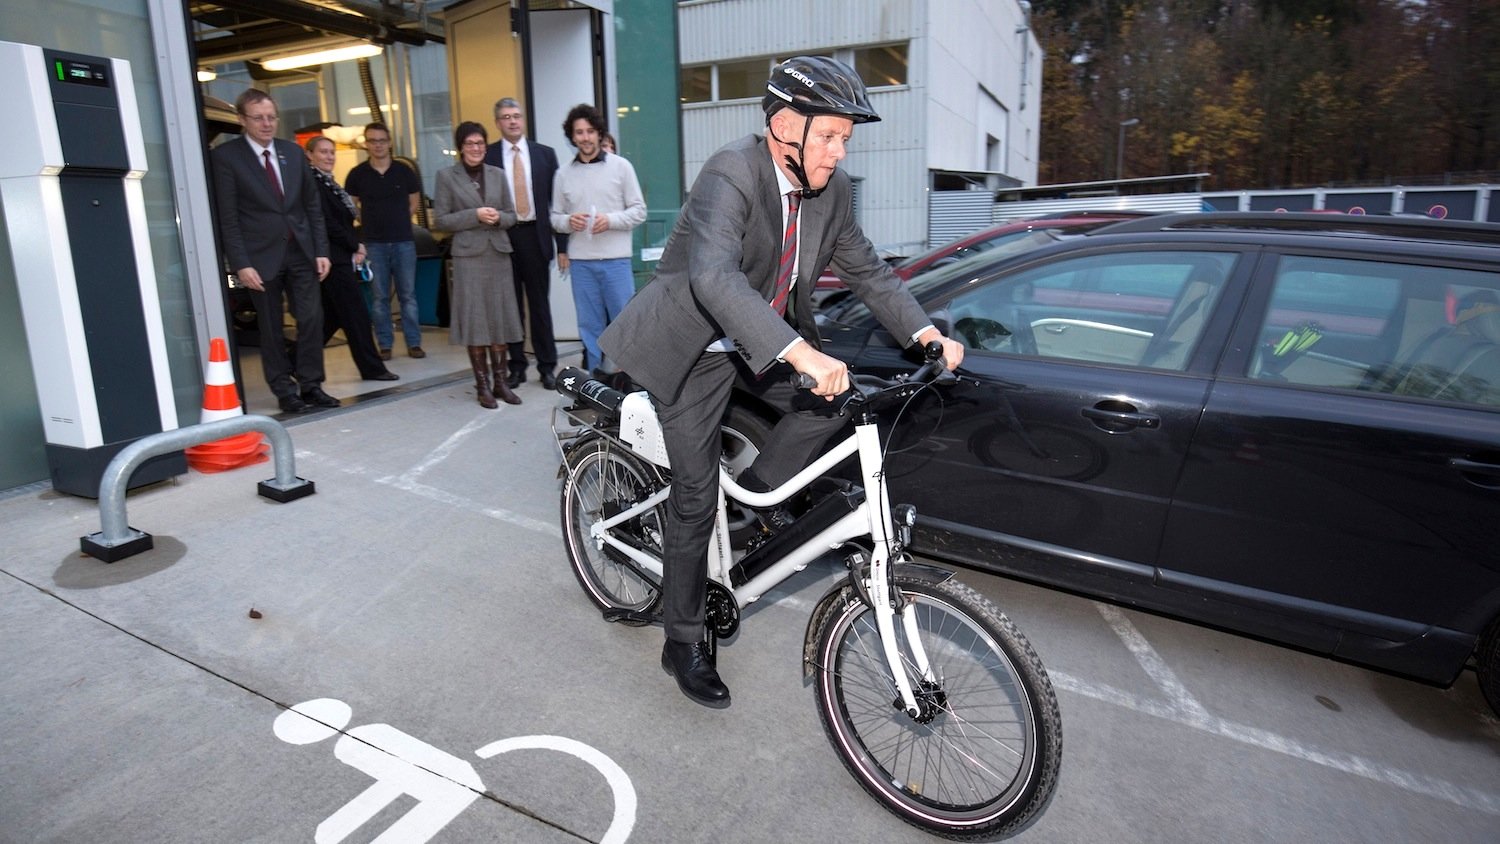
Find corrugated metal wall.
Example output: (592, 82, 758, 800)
(929, 191, 1000, 244)
(991, 194, 1206, 221)
(678, 0, 916, 63)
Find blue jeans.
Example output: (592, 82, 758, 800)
(366, 240, 421, 351)
(571, 258, 635, 370)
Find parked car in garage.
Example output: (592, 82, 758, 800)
(812, 211, 1154, 307)
(729, 211, 1500, 713)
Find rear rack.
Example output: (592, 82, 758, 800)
(1093, 211, 1500, 246)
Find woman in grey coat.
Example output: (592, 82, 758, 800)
(433, 121, 522, 407)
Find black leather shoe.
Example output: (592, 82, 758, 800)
(278, 394, 311, 414)
(300, 387, 341, 408)
(539, 370, 557, 390)
(363, 371, 400, 381)
(506, 369, 526, 389)
(661, 640, 730, 708)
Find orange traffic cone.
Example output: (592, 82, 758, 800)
(185, 337, 269, 473)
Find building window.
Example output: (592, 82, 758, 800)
(718, 58, 769, 100)
(681, 48, 902, 106)
(680, 65, 711, 103)
(855, 43, 908, 87)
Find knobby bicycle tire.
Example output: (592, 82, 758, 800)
(811, 574, 1062, 840)
(560, 437, 664, 613)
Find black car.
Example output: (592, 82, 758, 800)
(726, 212, 1500, 714)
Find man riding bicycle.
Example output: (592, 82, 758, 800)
(599, 57, 964, 708)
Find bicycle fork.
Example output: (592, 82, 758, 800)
(853, 418, 936, 720)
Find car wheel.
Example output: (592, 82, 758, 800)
(1478, 614, 1500, 717)
(721, 404, 773, 548)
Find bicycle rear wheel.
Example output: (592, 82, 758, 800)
(560, 438, 663, 613)
(811, 573, 1061, 840)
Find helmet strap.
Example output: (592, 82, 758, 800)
(767, 110, 824, 198)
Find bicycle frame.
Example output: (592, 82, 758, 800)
(577, 411, 937, 718)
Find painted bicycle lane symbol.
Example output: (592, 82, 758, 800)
(274, 698, 637, 843)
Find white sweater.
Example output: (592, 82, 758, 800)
(549, 152, 647, 261)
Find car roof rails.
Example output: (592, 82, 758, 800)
(1092, 211, 1500, 246)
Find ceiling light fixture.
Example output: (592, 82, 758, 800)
(196, 69, 217, 82)
(261, 43, 382, 72)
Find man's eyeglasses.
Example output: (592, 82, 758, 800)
(365, 137, 391, 145)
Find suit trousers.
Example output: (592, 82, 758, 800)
(656, 351, 850, 643)
(320, 261, 387, 378)
(506, 222, 557, 374)
(253, 249, 324, 398)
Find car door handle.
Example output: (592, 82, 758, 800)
(1449, 457, 1500, 489)
(1081, 404, 1160, 431)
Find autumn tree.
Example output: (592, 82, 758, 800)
(1030, 0, 1500, 188)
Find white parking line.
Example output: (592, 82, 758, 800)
(372, 415, 563, 539)
(1047, 603, 1500, 817)
(1095, 603, 1210, 722)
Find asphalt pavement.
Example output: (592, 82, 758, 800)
(2, 372, 1498, 843)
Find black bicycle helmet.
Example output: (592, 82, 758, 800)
(763, 56, 881, 124)
(764, 56, 879, 197)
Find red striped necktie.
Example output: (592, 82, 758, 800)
(770, 191, 800, 316)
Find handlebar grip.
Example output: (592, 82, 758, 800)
(789, 372, 819, 390)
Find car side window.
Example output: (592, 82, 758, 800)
(946, 251, 1237, 371)
(1247, 256, 1500, 407)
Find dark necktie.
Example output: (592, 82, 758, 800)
(770, 192, 800, 316)
(262, 149, 284, 202)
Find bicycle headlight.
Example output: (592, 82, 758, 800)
(893, 504, 916, 546)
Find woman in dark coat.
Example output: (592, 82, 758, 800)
(303, 135, 397, 382)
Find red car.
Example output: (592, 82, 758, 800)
(814, 211, 1154, 307)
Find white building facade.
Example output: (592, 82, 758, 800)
(676, 0, 1041, 252)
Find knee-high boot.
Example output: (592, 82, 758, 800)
(468, 346, 497, 409)
(489, 345, 522, 405)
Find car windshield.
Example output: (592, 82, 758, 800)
(829, 230, 1065, 323)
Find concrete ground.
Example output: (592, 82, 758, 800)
(2, 368, 1498, 843)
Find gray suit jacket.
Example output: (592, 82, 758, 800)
(432, 164, 517, 256)
(211, 136, 328, 277)
(599, 134, 930, 403)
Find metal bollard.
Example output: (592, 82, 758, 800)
(80, 415, 315, 562)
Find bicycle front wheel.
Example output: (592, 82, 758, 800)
(811, 573, 1061, 840)
(560, 438, 663, 614)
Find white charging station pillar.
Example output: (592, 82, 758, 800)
(0, 41, 184, 497)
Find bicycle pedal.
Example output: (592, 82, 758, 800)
(602, 607, 661, 627)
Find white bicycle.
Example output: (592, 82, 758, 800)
(552, 346, 1062, 840)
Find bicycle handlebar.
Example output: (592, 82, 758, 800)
(789, 341, 961, 411)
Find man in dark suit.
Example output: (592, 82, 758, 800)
(211, 88, 336, 414)
(485, 97, 569, 390)
(599, 57, 965, 708)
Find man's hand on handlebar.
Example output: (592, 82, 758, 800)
(783, 341, 849, 400)
(916, 327, 965, 371)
